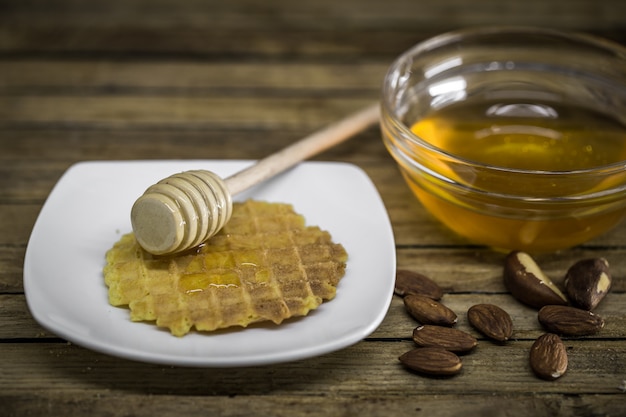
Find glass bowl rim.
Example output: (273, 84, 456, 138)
(381, 25, 626, 177)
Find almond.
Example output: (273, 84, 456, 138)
(538, 305, 604, 336)
(564, 258, 611, 311)
(467, 304, 513, 342)
(529, 333, 568, 380)
(394, 270, 443, 300)
(412, 325, 477, 353)
(503, 251, 568, 309)
(404, 294, 458, 326)
(399, 347, 462, 376)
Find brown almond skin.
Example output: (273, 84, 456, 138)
(399, 347, 462, 376)
(395, 270, 443, 300)
(503, 251, 568, 309)
(538, 305, 605, 336)
(467, 304, 513, 342)
(564, 258, 612, 311)
(529, 333, 568, 381)
(412, 325, 477, 353)
(404, 294, 458, 326)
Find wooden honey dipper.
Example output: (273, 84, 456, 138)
(131, 103, 380, 255)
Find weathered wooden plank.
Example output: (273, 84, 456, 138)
(0, 129, 388, 164)
(0, 340, 624, 395)
(1, 0, 625, 61)
(0, 246, 25, 293)
(3, 26, 624, 62)
(0, 61, 386, 92)
(0, 205, 40, 246)
(0, 96, 378, 129)
(0, 27, 421, 59)
(1, 0, 624, 34)
(3, 392, 625, 417)
(3, 0, 623, 29)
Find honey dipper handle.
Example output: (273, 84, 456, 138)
(224, 103, 380, 195)
(131, 103, 379, 256)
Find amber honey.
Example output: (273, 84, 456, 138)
(402, 99, 626, 251)
(382, 27, 626, 252)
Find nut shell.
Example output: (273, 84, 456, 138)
(467, 304, 513, 342)
(503, 251, 568, 309)
(564, 258, 611, 311)
(538, 305, 604, 336)
(404, 294, 458, 326)
(529, 333, 568, 381)
(395, 270, 443, 300)
(412, 325, 477, 353)
(399, 347, 462, 376)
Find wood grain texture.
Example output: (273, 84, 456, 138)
(1, 341, 625, 395)
(1, 0, 625, 415)
(3, 393, 625, 417)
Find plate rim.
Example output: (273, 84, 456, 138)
(24, 159, 396, 367)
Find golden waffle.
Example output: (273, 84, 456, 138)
(104, 199, 348, 336)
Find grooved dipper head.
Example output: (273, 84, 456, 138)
(131, 170, 233, 255)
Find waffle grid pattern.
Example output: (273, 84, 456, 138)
(104, 200, 348, 336)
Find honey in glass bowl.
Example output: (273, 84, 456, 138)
(381, 27, 626, 252)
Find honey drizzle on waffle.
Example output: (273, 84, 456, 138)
(104, 200, 348, 336)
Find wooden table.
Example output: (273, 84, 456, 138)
(2, 1, 625, 415)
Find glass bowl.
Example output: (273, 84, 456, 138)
(381, 26, 626, 252)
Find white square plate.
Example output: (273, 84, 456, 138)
(24, 160, 396, 367)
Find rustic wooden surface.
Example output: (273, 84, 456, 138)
(1, 1, 625, 416)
